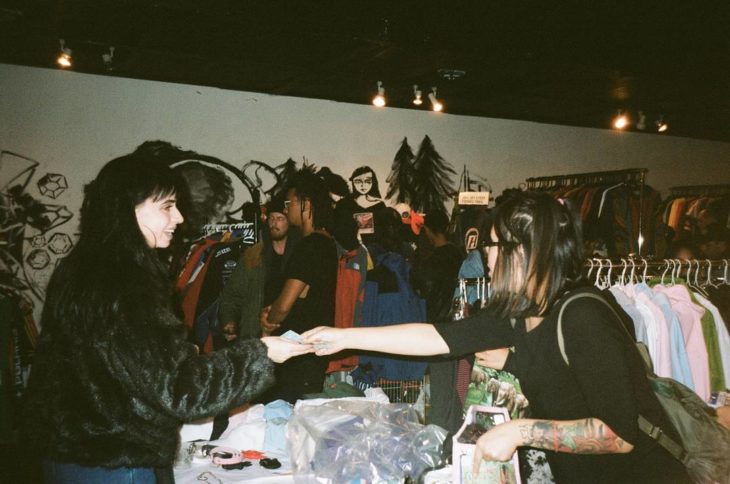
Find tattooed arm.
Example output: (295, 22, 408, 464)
(472, 418, 633, 473)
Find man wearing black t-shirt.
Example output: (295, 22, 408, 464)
(259, 167, 337, 402)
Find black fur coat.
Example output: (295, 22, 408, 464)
(23, 256, 275, 468)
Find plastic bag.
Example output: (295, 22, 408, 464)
(288, 399, 447, 483)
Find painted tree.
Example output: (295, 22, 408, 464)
(411, 135, 456, 214)
(385, 137, 416, 203)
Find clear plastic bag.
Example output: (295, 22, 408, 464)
(288, 399, 447, 483)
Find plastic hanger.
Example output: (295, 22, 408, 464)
(619, 258, 628, 286)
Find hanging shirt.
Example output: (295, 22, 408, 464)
(649, 290, 695, 389)
(608, 286, 647, 343)
(653, 284, 711, 401)
(693, 292, 730, 390)
(634, 284, 672, 378)
(620, 284, 660, 367)
(326, 244, 369, 374)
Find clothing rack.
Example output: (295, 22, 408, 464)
(525, 168, 647, 190)
(526, 168, 648, 255)
(668, 184, 730, 197)
(584, 257, 729, 289)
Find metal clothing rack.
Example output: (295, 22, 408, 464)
(583, 257, 729, 288)
(526, 168, 648, 255)
(525, 168, 647, 190)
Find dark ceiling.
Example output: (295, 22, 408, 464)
(2, 0, 730, 142)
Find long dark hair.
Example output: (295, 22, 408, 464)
(488, 190, 584, 318)
(349, 166, 381, 198)
(42, 153, 184, 333)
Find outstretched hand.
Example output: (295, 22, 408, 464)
(260, 336, 314, 363)
(301, 326, 346, 356)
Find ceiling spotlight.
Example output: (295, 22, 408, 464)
(102, 46, 115, 72)
(57, 39, 72, 68)
(372, 81, 386, 107)
(412, 85, 423, 106)
(428, 87, 443, 112)
(636, 111, 646, 130)
(613, 111, 628, 129)
(656, 116, 669, 133)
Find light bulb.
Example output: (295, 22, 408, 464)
(372, 81, 386, 107)
(412, 85, 423, 105)
(57, 39, 72, 68)
(613, 113, 628, 129)
(428, 90, 443, 112)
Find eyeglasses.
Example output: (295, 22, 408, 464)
(283, 199, 294, 211)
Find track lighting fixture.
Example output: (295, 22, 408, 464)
(656, 116, 669, 133)
(636, 111, 646, 130)
(412, 85, 423, 106)
(56, 39, 72, 68)
(102, 46, 115, 72)
(428, 87, 443, 112)
(613, 110, 628, 130)
(372, 81, 386, 107)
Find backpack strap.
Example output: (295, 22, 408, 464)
(637, 415, 688, 464)
(555, 292, 687, 462)
(555, 292, 621, 365)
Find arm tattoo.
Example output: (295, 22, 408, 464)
(517, 418, 629, 454)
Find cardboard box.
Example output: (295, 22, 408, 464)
(453, 405, 521, 484)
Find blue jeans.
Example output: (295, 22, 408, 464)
(42, 460, 156, 483)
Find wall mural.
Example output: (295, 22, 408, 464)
(0, 151, 74, 314)
(1, 135, 457, 321)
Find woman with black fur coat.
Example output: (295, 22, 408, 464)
(23, 152, 312, 483)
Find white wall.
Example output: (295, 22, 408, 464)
(3, 64, 729, 199)
(2, 63, 729, 316)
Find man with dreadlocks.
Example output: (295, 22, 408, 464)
(259, 165, 338, 402)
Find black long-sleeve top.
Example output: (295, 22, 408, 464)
(434, 286, 689, 484)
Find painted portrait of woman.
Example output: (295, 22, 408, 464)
(349, 166, 384, 210)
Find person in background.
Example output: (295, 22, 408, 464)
(304, 190, 689, 483)
(218, 197, 300, 341)
(259, 166, 338, 402)
(23, 152, 311, 484)
(668, 239, 698, 260)
(411, 210, 465, 434)
(698, 223, 730, 260)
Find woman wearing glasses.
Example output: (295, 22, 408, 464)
(304, 190, 689, 483)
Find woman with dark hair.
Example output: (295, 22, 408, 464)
(23, 153, 311, 483)
(304, 190, 689, 483)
